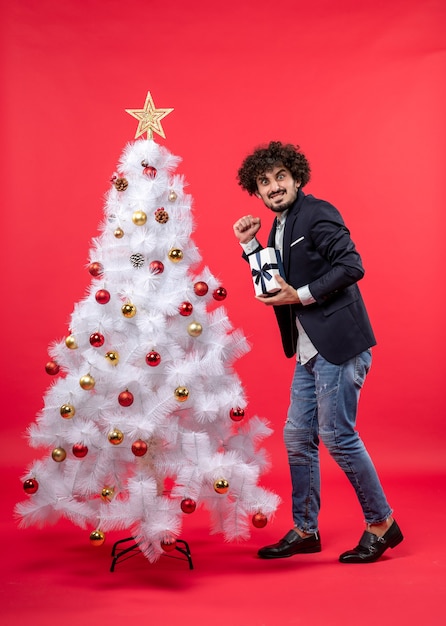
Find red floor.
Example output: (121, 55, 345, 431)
(3, 456, 445, 625)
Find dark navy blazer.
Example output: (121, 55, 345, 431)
(247, 188, 376, 364)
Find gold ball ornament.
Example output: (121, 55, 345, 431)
(114, 227, 124, 238)
(51, 447, 67, 462)
(168, 248, 183, 263)
(101, 486, 115, 502)
(60, 403, 76, 419)
(108, 428, 124, 445)
(121, 303, 137, 318)
(187, 321, 203, 337)
(174, 386, 189, 402)
(214, 478, 229, 494)
(105, 351, 120, 365)
(80, 374, 95, 390)
(132, 210, 147, 225)
(168, 190, 177, 202)
(65, 334, 78, 349)
(89, 529, 105, 546)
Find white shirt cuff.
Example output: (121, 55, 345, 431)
(240, 238, 260, 255)
(297, 284, 316, 306)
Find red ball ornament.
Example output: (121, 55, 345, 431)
(161, 537, 177, 552)
(88, 262, 103, 278)
(143, 165, 157, 178)
(118, 390, 134, 407)
(252, 512, 268, 529)
(95, 289, 111, 304)
(131, 440, 148, 457)
(194, 281, 209, 296)
(23, 478, 39, 494)
(181, 498, 197, 514)
(230, 407, 245, 422)
(178, 301, 193, 316)
(149, 260, 164, 274)
(45, 360, 60, 375)
(213, 286, 227, 301)
(89, 332, 105, 347)
(145, 351, 161, 367)
(72, 443, 88, 458)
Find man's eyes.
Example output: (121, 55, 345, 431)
(259, 172, 286, 185)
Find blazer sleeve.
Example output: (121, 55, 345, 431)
(306, 203, 365, 303)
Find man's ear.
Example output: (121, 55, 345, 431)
(255, 191, 261, 198)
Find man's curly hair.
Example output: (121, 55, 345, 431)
(237, 141, 311, 195)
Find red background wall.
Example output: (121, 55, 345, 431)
(2, 0, 445, 484)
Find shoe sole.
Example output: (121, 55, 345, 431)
(339, 530, 404, 563)
(258, 546, 322, 559)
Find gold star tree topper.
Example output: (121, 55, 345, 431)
(125, 91, 174, 139)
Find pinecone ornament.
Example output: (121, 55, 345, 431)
(114, 177, 128, 191)
(154, 208, 169, 224)
(130, 253, 145, 268)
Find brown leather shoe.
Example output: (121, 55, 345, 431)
(258, 530, 321, 559)
(339, 520, 404, 563)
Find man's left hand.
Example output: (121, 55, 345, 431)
(256, 276, 301, 305)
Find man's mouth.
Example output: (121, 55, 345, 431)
(269, 190, 285, 200)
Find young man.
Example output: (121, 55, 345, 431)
(233, 141, 403, 563)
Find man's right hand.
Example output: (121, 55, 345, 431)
(233, 215, 261, 243)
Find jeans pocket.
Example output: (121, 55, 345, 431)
(353, 349, 372, 388)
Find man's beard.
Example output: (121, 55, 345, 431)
(265, 188, 298, 213)
(267, 197, 295, 213)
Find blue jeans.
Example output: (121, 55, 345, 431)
(284, 350, 392, 533)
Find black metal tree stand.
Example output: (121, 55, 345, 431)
(110, 537, 194, 572)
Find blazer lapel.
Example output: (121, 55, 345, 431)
(282, 190, 304, 274)
(267, 220, 277, 248)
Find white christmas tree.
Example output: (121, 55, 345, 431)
(16, 92, 279, 564)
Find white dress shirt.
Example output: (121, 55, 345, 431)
(241, 211, 317, 364)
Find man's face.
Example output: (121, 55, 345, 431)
(255, 164, 300, 213)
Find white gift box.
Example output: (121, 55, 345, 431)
(248, 248, 285, 296)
